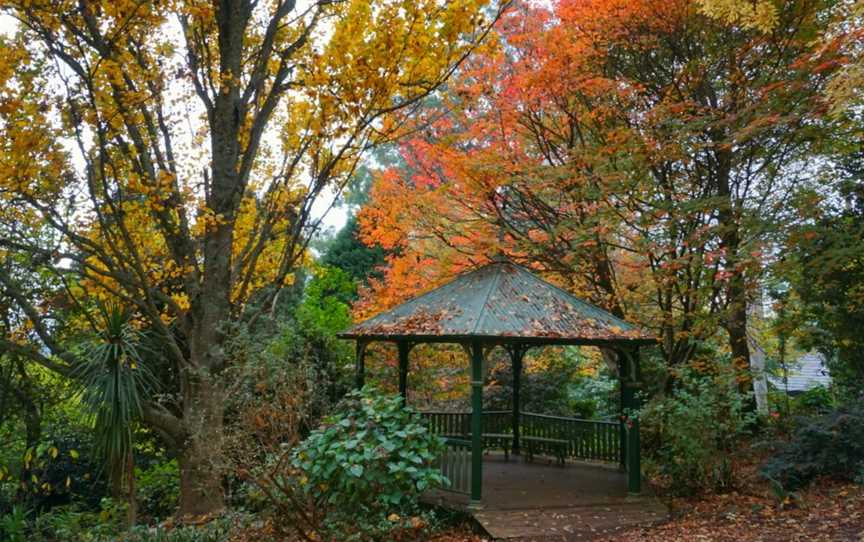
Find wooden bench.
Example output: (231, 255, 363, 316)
(482, 433, 512, 461)
(441, 433, 513, 460)
(522, 436, 568, 465)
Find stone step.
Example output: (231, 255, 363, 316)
(473, 500, 668, 541)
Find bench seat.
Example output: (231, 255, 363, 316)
(441, 433, 514, 460)
(522, 436, 568, 465)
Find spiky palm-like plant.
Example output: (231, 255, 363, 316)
(75, 303, 157, 525)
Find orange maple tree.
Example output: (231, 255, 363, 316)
(358, 0, 844, 382)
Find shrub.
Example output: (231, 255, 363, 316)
(121, 514, 249, 542)
(293, 388, 446, 511)
(485, 347, 607, 418)
(136, 459, 180, 521)
(792, 386, 833, 415)
(761, 403, 864, 491)
(567, 371, 618, 420)
(641, 366, 755, 495)
(0, 506, 28, 542)
(254, 387, 446, 541)
(13, 419, 109, 513)
(33, 498, 127, 541)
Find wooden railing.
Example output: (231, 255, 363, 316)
(421, 410, 511, 437)
(436, 437, 472, 494)
(521, 411, 620, 463)
(421, 410, 620, 464)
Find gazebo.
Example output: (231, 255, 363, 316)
(339, 257, 654, 506)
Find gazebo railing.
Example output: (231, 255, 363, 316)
(434, 437, 472, 494)
(521, 412, 619, 462)
(421, 410, 620, 465)
(421, 410, 511, 437)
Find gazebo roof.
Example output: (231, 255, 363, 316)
(340, 259, 654, 346)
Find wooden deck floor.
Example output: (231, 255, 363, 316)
(424, 454, 668, 540)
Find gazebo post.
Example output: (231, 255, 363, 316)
(397, 341, 410, 403)
(508, 345, 526, 456)
(355, 340, 367, 390)
(469, 340, 484, 506)
(618, 346, 643, 494)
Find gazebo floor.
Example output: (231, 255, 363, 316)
(423, 454, 669, 540)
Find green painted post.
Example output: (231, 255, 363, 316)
(398, 341, 410, 403)
(469, 341, 484, 505)
(618, 353, 627, 469)
(355, 341, 366, 390)
(620, 346, 642, 494)
(627, 416, 641, 494)
(510, 346, 524, 455)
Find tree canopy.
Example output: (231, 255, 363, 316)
(0, 0, 505, 515)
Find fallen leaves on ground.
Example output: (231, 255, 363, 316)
(602, 481, 864, 542)
(433, 479, 863, 542)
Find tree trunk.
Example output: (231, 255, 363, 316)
(126, 451, 137, 527)
(177, 379, 226, 517)
(717, 204, 753, 393)
(15, 389, 41, 502)
(111, 450, 138, 528)
(714, 145, 755, 403)
(726, 276, 753, 393)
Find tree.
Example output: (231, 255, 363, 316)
(0, 0, 506, 516)
(784, 167, 864, 399)
(75, 303, 156, 526)
(320, 217, 386, 288)
(358, 0, 842, 390)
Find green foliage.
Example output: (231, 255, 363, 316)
(221, 287, 348, 503)
(0, 506, 28, 542)
(567, 370, 619, 420)
(292, 388, 445, 511)
(791, 386, 834, 415)
(27, 509, 249, 542)
(254, 388, 446, 541)
(767, 476, 801, 510)
(73, 303, 157, 484)
(486, 348, 591, 417)
(241, 264, 356, 403)
(485, 358, 576, 417)
(785, 178, 864, 399)
(761, 403, 864, 491)
(136, 459, 180, 521)
(319, 216, 386, 286)
(641, 366, 756, 495)
(296, 265, 355, 336)
(122, 514, 247, 542)
(33, 498, 127, 541)
(486, 348, 620, 420)
(9, 417, 108, 512)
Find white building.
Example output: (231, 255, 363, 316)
(768, 351, 832, 395)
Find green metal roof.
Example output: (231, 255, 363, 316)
(340, 259, 654, 346)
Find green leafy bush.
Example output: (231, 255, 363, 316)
(136, 459, 180, 521)
(121, 514, 247, 542)
(293, 388, 445, 510)
(0, 506, 28, 542)
(33, 498, 127, 541)
(486, 347, 613, 418)
(641, 367, 755, 495)
(15, 418, 108, 512)
(761, 403, 864, 490)
(255, 387, 446, 540)
(792, 386, 833, 414)
(567, 371, 618, 420)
